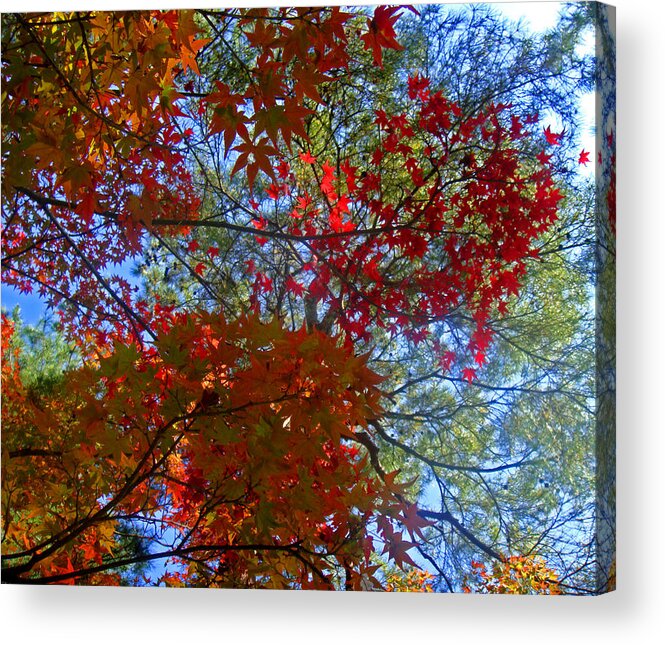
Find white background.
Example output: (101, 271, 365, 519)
(0, 1, 662, 642)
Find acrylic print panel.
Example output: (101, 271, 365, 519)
(1, 2, 615, 594)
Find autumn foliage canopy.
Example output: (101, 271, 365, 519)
(1, 7, 568, 590)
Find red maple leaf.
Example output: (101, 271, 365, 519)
(578, 149, 590, 165)
(230, 137, 278, 190)
(360, 6, 405, 68)
(299, 151, 317, 164)
(462, 367, 477, 383)
(510, 114, 524, 139)
(407, 73, 430, 100)
(207, 81, 250, 154)
(438, 350, 456, 372)
(340, 158, 358, 192)
(543, 126, 563, 146)
(320, 160, 337, 199)
(399, 503, 432, 540)
(266, 183, 281, 200)
(285, 276, 306, 297)
(474, 351, 486, 367)
(276, 160, 290, 180)
(76, 190, 97, 221)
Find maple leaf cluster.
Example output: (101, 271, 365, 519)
(1, 311, 422, 588)
(1, 7, 422, 339)
(2, 11, 204, 338)
(202, 7, 381, 189)
(463, 555, 562, 595)
(239, 74, 563, 377)
(385, 567, 435, 592)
